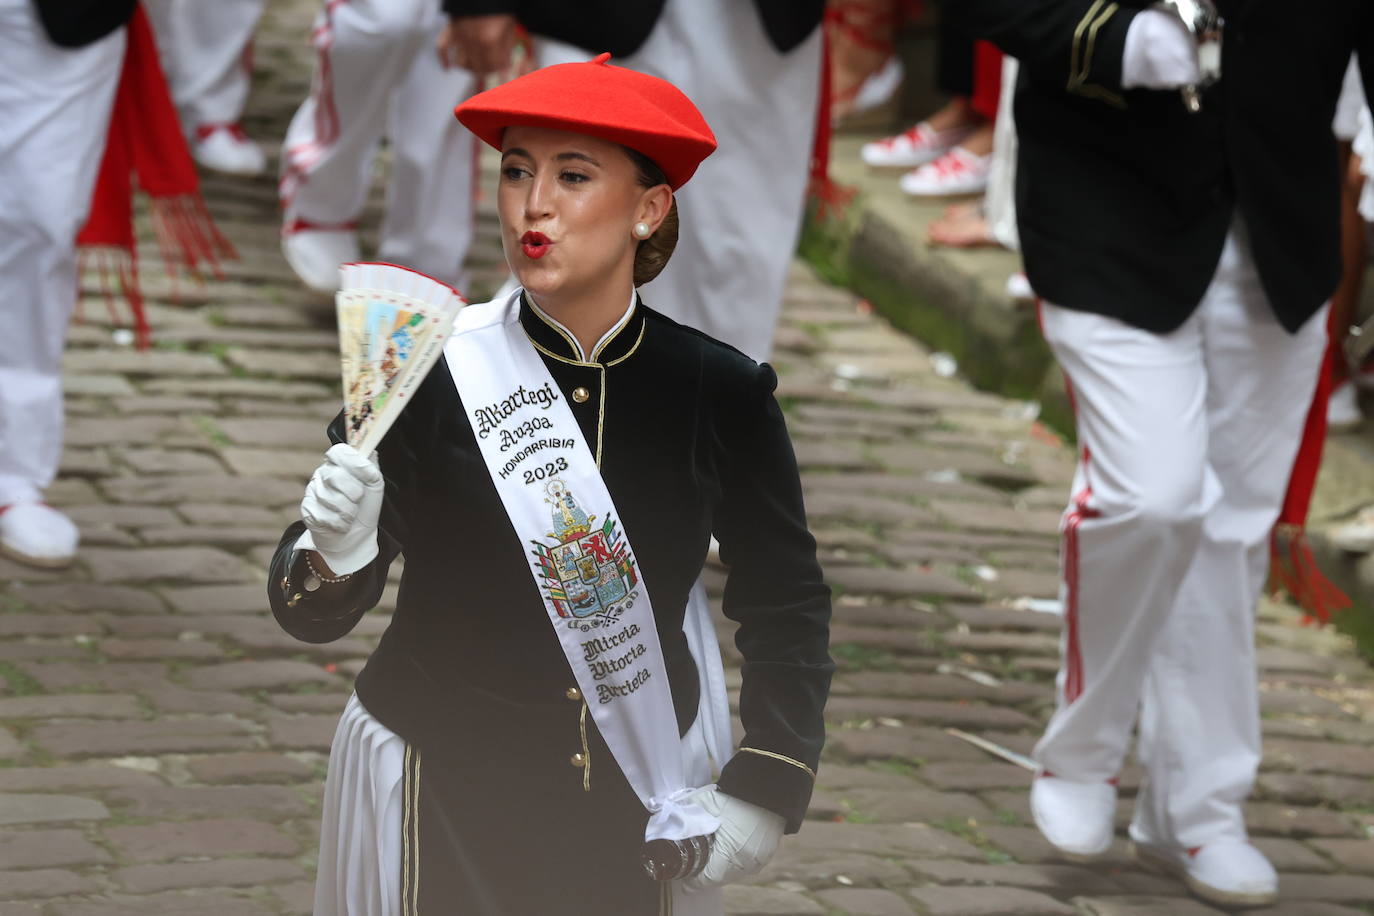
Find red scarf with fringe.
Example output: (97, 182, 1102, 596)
(75, 4, 234, 348)
(810, 0, 926, 218)
(808, 12, 857, 220)
(1268, 309, 1352, 623)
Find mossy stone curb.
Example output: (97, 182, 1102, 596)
(798, 201, 1075, 438)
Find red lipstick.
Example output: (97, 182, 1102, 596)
(520, 231, 552, 260)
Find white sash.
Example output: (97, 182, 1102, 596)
(445, 290, 732, 854)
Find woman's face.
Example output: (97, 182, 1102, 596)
(497, 126, 668, 304)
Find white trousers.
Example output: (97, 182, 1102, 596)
(279, 0, 478, 288)
(143, 0, 264, 130)
(1036, 224, 1328, 848)
(0, 0, 124, 505)
(619, 0, 822, 362)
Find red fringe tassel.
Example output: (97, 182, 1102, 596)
(808, 19, 859, 222)
(149, 194, 236, 280)
(1264, 310, 1352, 624)
(84, 194, 235, 351)
(1268, 524, 1352, 624)
(78, 248, 151, 351)
(75, 6, 236, 351)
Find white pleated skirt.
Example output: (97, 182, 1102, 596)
(314, 695, 409, 916)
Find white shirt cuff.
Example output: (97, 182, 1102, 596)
(1121, 9, 1201, 90)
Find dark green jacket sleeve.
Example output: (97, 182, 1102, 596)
(945, 0, 1142, 106)
(712, 364, 833, 833)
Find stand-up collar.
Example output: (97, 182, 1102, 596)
(519, 291, 645, 366)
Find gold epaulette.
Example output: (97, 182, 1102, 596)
(1069, 0, 1127, 108)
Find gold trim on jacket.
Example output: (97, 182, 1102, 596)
(1068, 0, 1126, 108)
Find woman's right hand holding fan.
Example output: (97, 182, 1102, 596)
(298, 443, 385, 575)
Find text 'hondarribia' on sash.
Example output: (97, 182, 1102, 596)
(472, 381, 575, 482)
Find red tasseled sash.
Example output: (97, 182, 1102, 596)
(811, 1, 927, 218)
(1268, 309, 1352, 623)
(808, 10, 858, 220)
(75, 4, 235, 349)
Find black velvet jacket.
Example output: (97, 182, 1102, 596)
(948, 0, 1374, 335)
(268, 298, 833, 831)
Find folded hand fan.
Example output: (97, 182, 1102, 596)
(335, 263, 466, 454)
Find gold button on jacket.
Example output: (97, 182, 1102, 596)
(572, 386, 590, 403)
(565, 686, 582, 701)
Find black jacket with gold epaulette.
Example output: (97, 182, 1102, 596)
(949, 0, 1374, 335)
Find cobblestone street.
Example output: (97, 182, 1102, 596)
(3, 4, 1374, 914)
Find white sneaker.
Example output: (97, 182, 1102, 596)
(1327, 381, 1362, 431)
(899, 147, 991, 197)
(1030, 771, 1117, 861)
(861, 121, 975, 169)
(0, 502, 79, 569)
(192, 124, 267, 177)
(1133, 839, 1278, 908)
(282, 226, 360, 294)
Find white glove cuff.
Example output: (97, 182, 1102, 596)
(311, 534, 380, 576)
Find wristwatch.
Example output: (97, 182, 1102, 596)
(1153, 0, 1224, 112)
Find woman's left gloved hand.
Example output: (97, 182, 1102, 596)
(682, 787, 785, 890)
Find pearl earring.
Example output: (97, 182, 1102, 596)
(633, 221, 651, 239)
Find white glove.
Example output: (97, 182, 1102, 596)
(296, 443, 384, 575)
(1121, 9, 1201, 90)
(682, 788, 785, 891)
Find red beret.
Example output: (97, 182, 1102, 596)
(454, 53, 717, 190)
